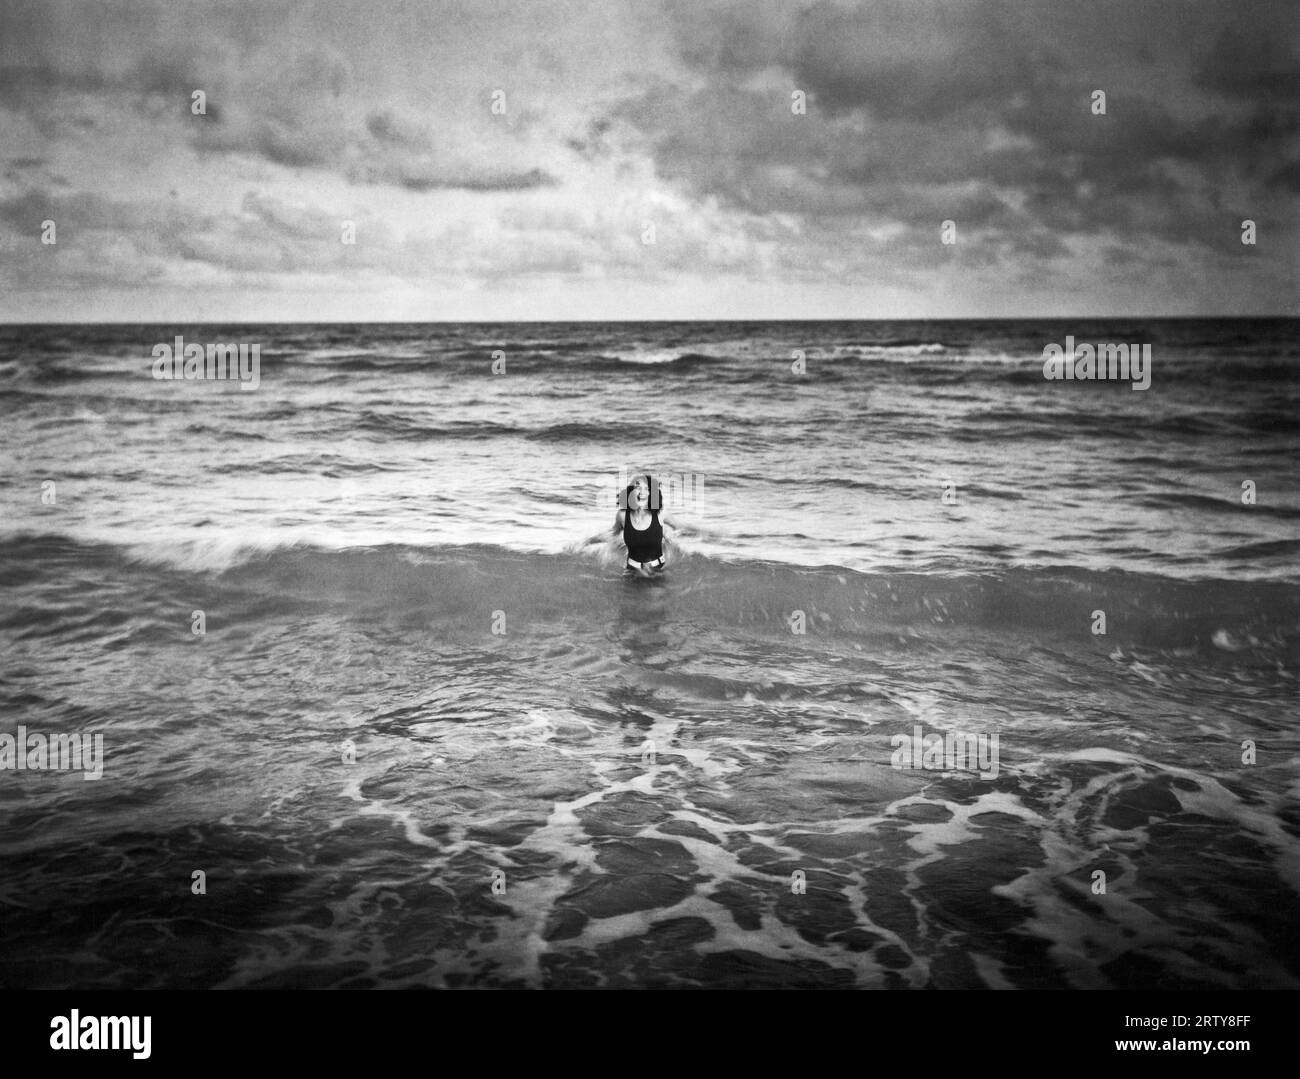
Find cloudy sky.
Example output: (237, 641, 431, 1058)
(0, 0, 1295, 321)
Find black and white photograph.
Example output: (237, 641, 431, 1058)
(1, 0, 1297, 1019)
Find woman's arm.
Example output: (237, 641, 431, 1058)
(660, 510, 680, 543)
(661, 510, 721, 543)
(576, 509, 624, 551)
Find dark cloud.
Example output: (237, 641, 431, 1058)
(0, 63, 116, 103)
(0, 188, 210, 233)
(791, 3, 1047, 120)
(616, 0, 1299, 288)
(1267, 159, 1300, 193)
(366, 109, 426, 147)
(1195, 24, 1300, 102)
(0, 44, 551, 194)
(396, 167, 554, 192)
(666, 0, 1058, 121)
(564, 117, 613, 160)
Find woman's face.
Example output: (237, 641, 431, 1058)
(631, 477, 650, 509)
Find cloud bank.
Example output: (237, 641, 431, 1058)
(0, 0, 1294, 319)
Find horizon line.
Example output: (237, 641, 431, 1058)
(2, 314, 1297, 327)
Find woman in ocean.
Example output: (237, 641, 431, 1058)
(580, 471, 715, 573)
(616, 474, 676, 575)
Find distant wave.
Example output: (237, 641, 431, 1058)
(523, 421, 666, 442)
(325, 413, 668, 443)
(828, 343, 949, 359)
(1218, 537, 1300, 560)
(601, 350, 721, 366)
(1138, 492, 1300, 519)
(849, 338, 951, 350)
(348, 410, 515, 440)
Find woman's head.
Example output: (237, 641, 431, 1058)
(625, 474, 656, 510)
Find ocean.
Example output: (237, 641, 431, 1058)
(1, 318, 1297, 988)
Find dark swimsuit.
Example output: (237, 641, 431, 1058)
(623, 508, 665, 569)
